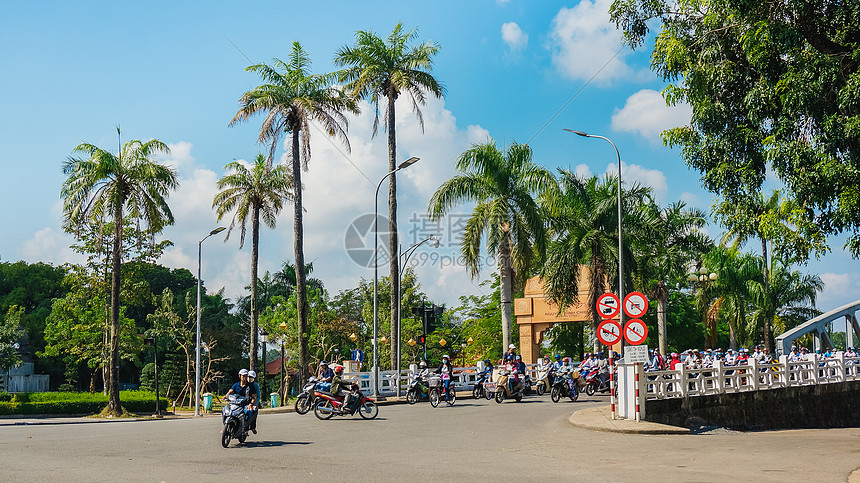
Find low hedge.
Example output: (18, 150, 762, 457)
(0, 391, 168, 416)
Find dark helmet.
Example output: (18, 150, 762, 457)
(555, 354, 561, 360)
(483, 359, 491, 365)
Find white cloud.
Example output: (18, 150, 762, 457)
(501, 22, 528, 52)
(818, 273, 860, 310)
(611, 89, 692, 141)
(549, 0, 646, 84)
(604, 160, 668, 203)
(574, 163, 592, 179)
(18, 227, 84, 266)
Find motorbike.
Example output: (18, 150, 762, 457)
(583, 368, 612, 396)
(472, 368, 493, 399)
(406, 373, 431, 404)
(294, 376, 321, 415)
(221, 394, 250, 448)
(522, 372, 534, 396)
(493, 370, 524, 403)
(535, 368, 555, 396)
(550, 371, 580, 403)
(313, 385, 378, 420)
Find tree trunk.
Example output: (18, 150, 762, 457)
(249, 206, 260, 372)
(387, 91, 399, 370)
(107, 209, 123, 415)
(292, 129, 309, 386)
(499, 234, 513, 352)
(657, 281, 668, 355)
(761, 237, 775, 353)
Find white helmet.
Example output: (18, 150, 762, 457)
(247, 370, 257, 379)
(509, 344, 516, 349)
(419, 361, 427, 368)
(238, 368, 249, 376)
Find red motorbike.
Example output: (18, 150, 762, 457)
(583, 368, 614, 396)
(313, 385, 379, 420)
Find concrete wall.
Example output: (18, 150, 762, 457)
(645, 380, 860, 430)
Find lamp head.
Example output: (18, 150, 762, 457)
(210, 227, 226, 236)
(563, 128, 590, 137)
(398, 156, 420, 169)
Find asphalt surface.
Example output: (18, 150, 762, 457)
(2, 394, 860, 482)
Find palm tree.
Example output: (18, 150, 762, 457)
(212, 153, 292, 372)
(61, 139, 178, 415)
(540, 172, 651, 353)
(335, 23, 444, 365)
(428, 141, 554, 351)
(230, 42, 357, 384)
(635, 201, 710, 354)
(700, 245, 760, 350)
(715, 190, 827, 352)
(745, 259, 822, 346)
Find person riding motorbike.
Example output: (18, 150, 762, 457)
(331, 365, 360, 412)
(436, 355, 454, 405)
(317, 361, 334, 391)
(225, 369, 255, 435)
(552, 354, 564, 371)
(557, 357, 578, 395)
(246, 370, 260, 434)
(503, 344, 517, 364)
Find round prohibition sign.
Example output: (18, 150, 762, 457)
(597, 319, 622, 346)
(623, 319, 648, 345)
(596, 293, 620, 319)
(623, 292, 649, 319)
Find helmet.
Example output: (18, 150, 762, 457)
(419, 361, 428, 368)
(442, 355, 449, 361)
(509, 344, 516, 349)
(515, 355, 521, 360)
(334, 365, 344, 374)
(238, 368, 249, 376)
(483, 359, 491, 365)
(247, 370, 257, 379)
(554, 354, 561, 360)
(562, 357, 570, 363)
(320, 361, 328, 366)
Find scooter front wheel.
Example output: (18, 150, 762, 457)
(495, 389, 505, 403)
(550, 386, 561, 403)
(472, 385, 483, 399)
(314, 400, 335, 420)
(295, 394, 312, 415)
(221, 423, 233, 448)
(406, 388, 419, 405)
(429, 389, 441, 408)
(586, 383, 596, 396)
(536, 382, 545, 396)
(358, 401, 378, 419)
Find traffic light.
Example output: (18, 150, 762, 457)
(418, 335, 426, 345)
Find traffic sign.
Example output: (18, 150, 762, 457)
(623, 319, 648, 345)
(624, 344, 649, 363)
(623, 292, 649, 318)
(596, 293, 620, 319)
(597, 319, 622, 346)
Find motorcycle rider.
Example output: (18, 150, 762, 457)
(503, 344, 517, 364)
(552, 354, 564, 371)
(436, 355, 454, 405)
(331, 365, 359, 412)
(557, 357, 577, 396)
(225, 369, 255, 434)
(246, 370, 260, 434)
(317, 361, 334, 391)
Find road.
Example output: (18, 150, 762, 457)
(1, 395, 859, 482)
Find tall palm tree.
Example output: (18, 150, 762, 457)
(541, 173, 651, 353)
(700, 244, 760, 350)
(635, 201, 710, 354)
(745, 259, 822, 346)
(335, 23, 444, 365)
(428, 141, 554, 351)
(61, 139, 178, 415)
(212, 153, 292, 372)
(715, 190, 827, 353)
(230, 42, 357, 383)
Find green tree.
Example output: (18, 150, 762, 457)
(610, 0, 860, 253)
(540, 173, 650, 352)
(1, 306, 27, 371)
(716, 190, 827, 352)
(700, 245, 760, 350)
(336, 23, 444, 366)
(635, 200, 709, 354)
(231, 42, 357, 385)
(428, 142, 554, 352)
(745, 259, 822, 347)
(61, 138, 178, 415)
(212, 153, 292, 373)
(451, 277, 502, 364)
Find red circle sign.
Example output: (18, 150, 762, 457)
(623, 319, 648, 345)
(596, 293, 620, 319)
(623, 292, 649, 319)
(597, 319, 622, 346)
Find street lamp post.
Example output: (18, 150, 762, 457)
(565, 129, 622, 420)
(395, 234, 439, 396)
(260, 329, 268, 405)
(373, 156, 419, 399)
(279, 319, 287, 403)
(196, 226, 225, 417)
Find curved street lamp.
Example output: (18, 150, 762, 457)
(196, 226, 225, 417)
(373, 156, 420, 399)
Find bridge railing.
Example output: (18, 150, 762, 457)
(643, 353, 860, 400)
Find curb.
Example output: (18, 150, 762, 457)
(568, 405, 689, 435)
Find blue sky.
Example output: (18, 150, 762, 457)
(1, 0, 857, 314)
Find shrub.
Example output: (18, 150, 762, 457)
(0, 391, 168, 416)
(11, 393, 29, 403)
(0, 392, 11, 402)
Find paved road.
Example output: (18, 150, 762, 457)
(2, 395, 859, 482)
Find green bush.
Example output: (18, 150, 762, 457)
(0, 392, 10, 402)
(0, 391, 168, 416)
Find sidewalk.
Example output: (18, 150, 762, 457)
(568, 404, 689, 435)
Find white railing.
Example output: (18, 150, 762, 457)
(642, 353, 860, 400)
